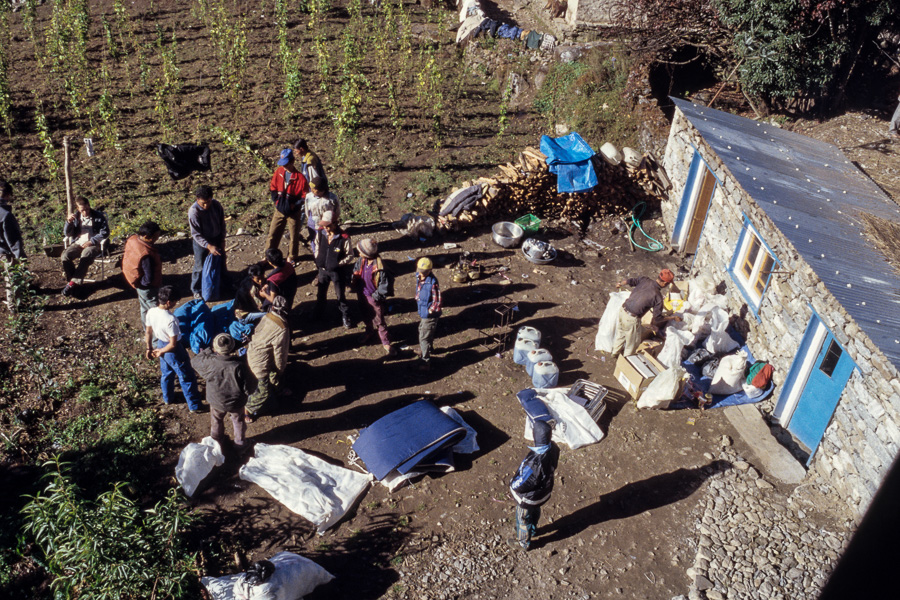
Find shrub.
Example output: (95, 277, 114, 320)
(22, 458, 199, 600)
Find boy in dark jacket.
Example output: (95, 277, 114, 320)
(193, 333, 250, 452)
(415, 257, 442, 370)
(509, 419, 559, 550)
(313, 211, 353, 328)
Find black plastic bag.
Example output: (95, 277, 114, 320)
(157, 143, 211, 180)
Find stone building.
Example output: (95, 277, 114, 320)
(660, 97, 900, 517)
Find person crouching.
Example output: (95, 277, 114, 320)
(193, 333, 250, 454)
(509, 420, 559, 550)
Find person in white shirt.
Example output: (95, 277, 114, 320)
(145, 285, 204, 412)
(304, 177, 340, 252)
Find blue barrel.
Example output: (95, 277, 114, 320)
(514, 338, 538, 365)
(532, 361, 560, 389)
(526, 348, 552, 377)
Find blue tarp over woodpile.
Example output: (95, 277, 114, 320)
(540, 132, 598, 193)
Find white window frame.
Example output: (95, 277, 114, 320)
(728, 216, 778, 315)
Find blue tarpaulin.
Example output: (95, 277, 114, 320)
(540, 132, 598, 193)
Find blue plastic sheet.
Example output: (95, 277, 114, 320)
(540, 133, 598, 193)
(202, 253, 223, 302)
(173, 299, 214, 354)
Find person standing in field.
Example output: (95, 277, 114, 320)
(352, 238, 394, 356)
(0, 180, 26, 311)
(188, 185, 227, 301)
(122, 221, 162, 327)
(414, 257, 442, 370)
(266, 148, 308, 265)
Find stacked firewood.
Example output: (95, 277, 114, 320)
(437, 146, 672, 230)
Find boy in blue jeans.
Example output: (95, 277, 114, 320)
(509, 419, 559, 550)
(145, 285, 204, 412)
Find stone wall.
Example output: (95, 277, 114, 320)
(659, 107, 900, 518)
(565, 0, 615, 26)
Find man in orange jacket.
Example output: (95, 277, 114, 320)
(122, 221, 162, 327)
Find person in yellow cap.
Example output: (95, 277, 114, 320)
(415, 257, 442, 370)
(612, 268, 675, 357)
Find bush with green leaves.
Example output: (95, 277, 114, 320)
(23, 458, 198, 600)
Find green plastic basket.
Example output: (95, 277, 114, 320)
(514, 214, 541, 233)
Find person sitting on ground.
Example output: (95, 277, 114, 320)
(267, 148, 308, 265)
(415, 257, 442, 370)
(260, 248, 298, 311)
(313, 211, 353, 329)
(144, 285, 204, 413)
(61, 196, 109, 298)
(292, 138, 328, 188)
(122, 221, 163, 327)
(612, 268, 675, 357)
(234, 264, 267, 324)
(245, 296, 291, 423)
(509, 419, 559, 551)
(188, 185, 227, 301)
(193, 333, 250, 453)
(0, 180, 26, 311)
(304, 177, 340, 252)
(351, 238, 394, 355)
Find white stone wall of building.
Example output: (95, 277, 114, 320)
(659, 108, 900, 517)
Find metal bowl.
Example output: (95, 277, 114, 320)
(521, 238, 557, 264)
(492, 222, 524, 248)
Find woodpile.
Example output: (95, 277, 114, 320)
(437, 145, 673, 231)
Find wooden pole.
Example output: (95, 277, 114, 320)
(63, 136, 73, 216)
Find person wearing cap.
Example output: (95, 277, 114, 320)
(508, 419, 559, 551)
(304, 177, 340, 252)
(292, 138, 328, 188)
(612, 268, 675, 357)
(245, 296, 291, 422)
(415, 257, 442, 369)
(352, 238, 394, 355)
(266, 148, 309, 264)
(188, 185, 227, 301)
(144, 285, 204, 413)
(193, 333, 251, 452)
(313, 212, 353, 329)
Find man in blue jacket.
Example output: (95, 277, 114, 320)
(61, 196, 110, 297)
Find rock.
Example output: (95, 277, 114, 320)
(695, 575, 714, 590)
(721, 435, 732, 446)
(733, 461, 750, 470)
(756, 479, 774, 490)
(706, 590, 725, 600)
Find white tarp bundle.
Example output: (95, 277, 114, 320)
(239, 444, 372, 534)
(440, 406, 480, 454)
(594, 291, 630, 353)
(524, 388, 605, 449)
(175, 437, 225, 498)
(201, 552, 334, 600)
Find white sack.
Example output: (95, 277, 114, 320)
(704, 306, 739, 355)
(239, 444, 372, 534)
(657, 321, 694, 368)
(523, 388, 604, 449)
(687, 274, 716, 309)
(176, 437, 225, 498)
(637, 366, 686, 409)
(202, 552, 334, 600)
(741, 382, 765, 399)
(440, 406, 480, 454)
(594, 291, 630, 353)
(709, 352, 748, 396)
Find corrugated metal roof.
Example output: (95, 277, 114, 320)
(672, 97, 900, 372)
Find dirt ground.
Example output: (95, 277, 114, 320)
(15, 210, 764, 600)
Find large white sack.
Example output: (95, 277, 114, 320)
(637, 366, 686, 409)
(594, 291, 630, 353)
(239, 444, 372, 534)
(704, 306, 740, 355)
(687, 274, 716, 308)
(176, 437, 225, 498)
(657, 321, 695, 368)
(523, 388, 605, 449)
(202, 552, 334, 600)
(709, 352, 748, 396)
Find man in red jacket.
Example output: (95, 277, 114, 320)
(122, 221, 162, 327)
(266, 148, 308, 264)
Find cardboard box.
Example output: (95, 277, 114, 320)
(614, 351, 666, 399)
(637, 339, 663, 357)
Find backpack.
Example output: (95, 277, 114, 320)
(376, 258, 395, 299)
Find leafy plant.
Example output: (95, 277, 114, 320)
(211, 126, 270, 174)
(275, 0, 303, 112)
(416, 45, 445, 147)
(333, 27, 367, 161)
(22, 458, 199, 600)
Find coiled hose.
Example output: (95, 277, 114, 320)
(628, 202, 664, 252)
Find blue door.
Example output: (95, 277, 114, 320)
(788, 331, 855, 456)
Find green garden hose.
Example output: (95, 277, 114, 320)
(627, 202, 664, 252)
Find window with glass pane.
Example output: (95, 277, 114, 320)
(754, 252, 775, 296)
(819, 340, 842, 377)
(741, 237, 760, 279)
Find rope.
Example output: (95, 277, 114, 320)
(627, 202, 664, 252)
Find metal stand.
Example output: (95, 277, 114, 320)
(479, 295, 518, 353)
